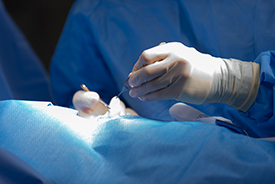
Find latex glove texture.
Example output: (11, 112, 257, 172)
(128, 42, 260, 111)
(128, 42, 225, 104)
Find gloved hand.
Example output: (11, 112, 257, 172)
(73, 90, 138, 120)
(169, 102, 249, 136)
(169, 102, 233, 125)
(128, 42, 260, 111)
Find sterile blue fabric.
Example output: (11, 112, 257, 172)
(50, 0, 275, 138)
(0, 147, 54, 184)
(1, 100, 275, 184)
(0, 0, 52, 101)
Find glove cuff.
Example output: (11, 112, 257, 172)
(234, 62, 260, 111)
(206, 58, 260, 111)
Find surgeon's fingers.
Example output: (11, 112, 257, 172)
(132, 43, 169, 73)
(73, 91, 108, 115)
(73, 91, 98, 113)
(137, 83, 180, 101)
(129, 61, 185, 99)
(132, 52, 168, 73)
(129, 58, 169, 88)
(130, 58, 190, 101)
(137, 72, 188, 101)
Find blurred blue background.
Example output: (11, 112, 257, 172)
(2, 0, 74, 72)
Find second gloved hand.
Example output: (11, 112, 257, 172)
(73, 90, 138, 120)
(128, 42, 260, 111)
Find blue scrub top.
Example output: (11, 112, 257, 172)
(50, 0, 275, 138)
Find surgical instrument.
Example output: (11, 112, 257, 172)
(117, 77, 132, 97)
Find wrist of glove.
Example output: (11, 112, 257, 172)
(204, 58, 261, 111)
(176, 56, 261, 112)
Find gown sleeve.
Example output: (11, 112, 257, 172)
(248, 51, 275, 127)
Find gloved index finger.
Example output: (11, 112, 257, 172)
(132, 44, 169, 72)
(129, 57, 169, 88)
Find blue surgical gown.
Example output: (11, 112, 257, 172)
(50, 0, 275, 138)
(0, 0, 52, 102)
(0, 1, 57, 182)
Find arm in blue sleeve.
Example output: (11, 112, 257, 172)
(247, 51, 275, 132)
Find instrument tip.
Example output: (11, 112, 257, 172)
(80, 84, 89, 92)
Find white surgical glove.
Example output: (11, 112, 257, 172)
(129, 42, 260, 111)
(73, 91, 109, 119)
(73, 91, 138, 120)
(169, 102, 233, 125)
